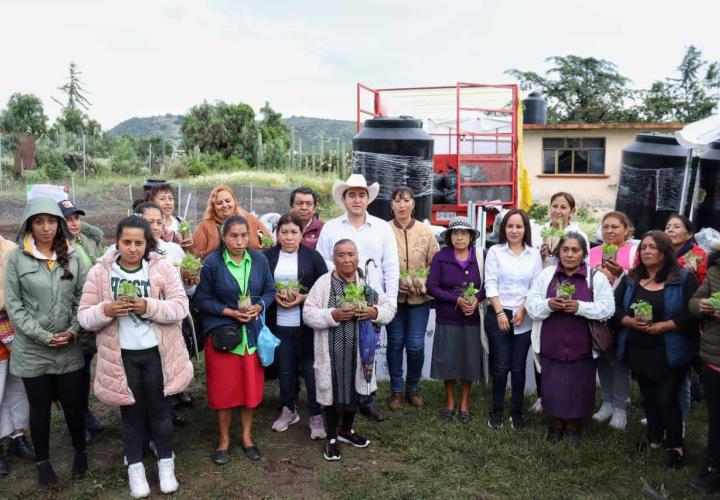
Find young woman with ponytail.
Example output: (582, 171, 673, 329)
(3, 197, 89, 487)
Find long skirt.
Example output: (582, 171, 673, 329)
(430, 323, 482, 382)
(205, 338, 264, 410)
(540, 355, 596, 420)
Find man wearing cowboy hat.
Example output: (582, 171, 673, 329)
(316, 174, 400, 422)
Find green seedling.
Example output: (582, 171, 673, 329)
(556, 281, 576, 299)
(602, 243, 618, 260)
(117, 281, 138, 301)
(709, 291, 720, 310)
(237, 294, 252, 313)
(630, 300, 653, 323)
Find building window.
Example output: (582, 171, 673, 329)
(542, 137, 605, 174)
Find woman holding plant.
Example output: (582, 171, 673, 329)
(194, 215, 275, 464)
(303, 239, 395, 461)
(525, 233, 614, 445)
(613, 230, 698, 468)
(689, 254, 720, 492)
(484, 209, 542, 430)
(588, 211, 637, 430)
(665, 214, 708, 285)
(191, 184, 271, 258)
(78, 216, 192, 498)
(264, 213, 328, 439)
(386, 187, 439, 410)
(535, 192, 589, 267)
(427, 217, 485, 424)
(146, 183, 192, 247)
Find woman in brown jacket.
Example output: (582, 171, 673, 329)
(386, 186, 438, 409)
(190, 184, 271, 258)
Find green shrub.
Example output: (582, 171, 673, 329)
(186, 156, 209, 176)
(111, 137, 143, 175)
(527, 203, 549, 221)
(36, 150, 67, 180)
(22, 168, 49, 184)
(168, 159, 190, 178)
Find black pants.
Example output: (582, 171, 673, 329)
(81, 352, 94, 415)
(486, 310, 531, 415)
(636, 365, 689, 449)
(22, 368, 86, 462)
(275, 326, 320, 415)
(703, 364, 720, 467)
(120, 347, 173, 464)
(324, 405, 356, 440)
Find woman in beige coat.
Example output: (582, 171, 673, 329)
(78, 216, 191, 498)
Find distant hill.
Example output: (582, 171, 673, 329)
(108, 114, 184, 143)
(283, 116, 355, 152)
(107, 114, 356, 151)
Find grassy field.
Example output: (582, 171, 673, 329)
(0, 360, 710, 500)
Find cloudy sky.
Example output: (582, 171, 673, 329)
(1, 0, 718, 130)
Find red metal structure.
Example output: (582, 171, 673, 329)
(356, 82, 520, 227)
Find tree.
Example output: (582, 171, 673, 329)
(0, 93, 48, 136)
(180, 101, 258, 163)
(259, 101, 290, 168)
(507, 56, 640, 123)
(641, 45, 720, 122)
(52, 61, 91, 111)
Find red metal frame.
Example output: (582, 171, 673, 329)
(356, 82, 520, 227)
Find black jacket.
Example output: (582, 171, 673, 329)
(263, 244, 328, 332)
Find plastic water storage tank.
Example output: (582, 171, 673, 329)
(696, 141, 720, 230)
(352, 116, 434, 221)
(522, 92, 547, 125)
(615, 133, 697, 237)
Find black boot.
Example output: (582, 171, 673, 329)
(13, 434, 35, 461)
(0, 448, 9, 475)
(71, 450, 88, 479)
(36, 461, 58, 487)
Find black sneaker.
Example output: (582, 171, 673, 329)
(487, 412, 503, 429)
(71, 450, 88, 479)
(510, 414, 525, 430)
(13, 434, 35, 461)
(323, 438, 341, 461)
(666, 448, 685, 470)
(338, 429, 370, 448)
(36, 461, 58, 487)
(691, 466, 720, 493)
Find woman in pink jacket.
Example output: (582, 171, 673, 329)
(78, 216, 192, 499)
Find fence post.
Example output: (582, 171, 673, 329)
(250, 184, 254, 213)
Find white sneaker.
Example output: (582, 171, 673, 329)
(609, 408, 627, 430)
(158, 457, 179, 494)
(593, 403, 614, 423)
(128, 462, 150, 498)
(530, 398, 543, 413)
(640, 417, 647, 426)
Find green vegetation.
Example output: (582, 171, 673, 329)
(237, 294, 252, 312)
(540, 227, 565, 238)
(684, 251, 702, 272)
(462, 282, 479, 303)
(631, 300, 653, 323)
(117, 281, 138, 300)
(556, 281, 576, 299)
(602, 243, 619, 259)
(177, 253, 202, 273)
(709, 291, 720, 310)
(343, 282, 366, 309)
(108, 114, 183, 142)
(178, 220, 191, 235)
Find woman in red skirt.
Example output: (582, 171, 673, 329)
(194, 215, 276, 464)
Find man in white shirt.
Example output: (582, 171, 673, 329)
(316, 174, 400, 422)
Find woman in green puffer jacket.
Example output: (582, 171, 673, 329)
(4, 197, 89, 487)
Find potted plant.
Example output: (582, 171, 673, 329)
(601, 243, 619, 261)
(177, 253, 202, 279)
(276, 279, 303, 303)
(630, 300, 653, 323)
(461, 282, 479, 307)
(117, 281, 138, 303)
(555, 281, 576, 300)
(399, 270, 413, 293)
(709, 291, 720, 311)
(411, 267, 430, 295)
(237, 294, 252, 313)
(258, 230, 274, 249)
(541, 222, 565, 254)
(343, 282, 367, 312)
(178, 220, 192, 241)
(684, 251, 702, 273)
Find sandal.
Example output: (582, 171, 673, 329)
(441, 408, 456, 422)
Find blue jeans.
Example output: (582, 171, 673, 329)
(275, 326, 321, 416)
(385, 302, 430, 393)
(486, 310, 531, 415)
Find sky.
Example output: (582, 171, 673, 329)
(1, 0, 719, 130)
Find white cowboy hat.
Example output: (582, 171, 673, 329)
(331, 174, 380, 208)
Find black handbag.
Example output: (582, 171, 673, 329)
(210, 325, 241, 351)
(588, 269, 615, 352)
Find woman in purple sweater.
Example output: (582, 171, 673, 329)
(428, 217, 485, 424)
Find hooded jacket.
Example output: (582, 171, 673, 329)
(5, 198, 88, 378)
(77, 250, 192, 406)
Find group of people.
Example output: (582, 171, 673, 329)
(0, 175, 719, 496)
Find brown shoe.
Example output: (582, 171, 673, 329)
(407, 391, 423, 408)
(389, 392, 403, 411)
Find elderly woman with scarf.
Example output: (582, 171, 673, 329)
(303, 239, 395, 462)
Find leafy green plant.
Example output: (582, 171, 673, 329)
(237, 294, 252, 312)
(556, 281, 576, 299)
(177, 253, 202, 274)
(258, 230, 274, 248)
(411, 267, 430, 295)
(187, 156, 209, 177)
(684, 251, 702, 272)
(343, 282, 366, 304)
(709, 291, 720, 310)
(601, 243, 618, 260)
(117, 281, 138, 301)
(630, 300, 653, 322)
(540, 227, 565, 238)
(178, 221, 191, 235)
(461, 283, 479, 305)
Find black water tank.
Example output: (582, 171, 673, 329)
(615, 133, 698, 237)
(143, 178, 167, 195)
(522, 92, 547, 125)
(352, 116, 434, 221)
(696, 141, 720, 230)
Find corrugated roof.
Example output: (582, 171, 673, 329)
(523, 122, 683, 130)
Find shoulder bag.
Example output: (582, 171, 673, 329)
(588, 269, 614, 352)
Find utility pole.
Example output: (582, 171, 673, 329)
(290, 126, 295, 170)
(82, 131, 87, 180)
(148, 143, 152, 174)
